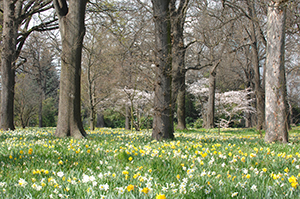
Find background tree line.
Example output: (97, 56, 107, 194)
(0, 0, 299, 142)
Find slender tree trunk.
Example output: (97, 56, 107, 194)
(38, 83, 43, 128)
(176, 77, 186, 130)
(246, 0, 265, 130)
(206, 61, 220, 129)
(206, 70, 216, 129)
(244, 79, 251, 127)
(264, 1, 288, 143)
(89, 109, 95, 131)
(87, 63, 95, 131)
(125, 105, 130, 130)
(1, 0, 16, 131)
(151, 0, 174, 140)
(54, 0, 87, 139)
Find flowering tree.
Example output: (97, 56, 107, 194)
(188, 79, 256, 128)
(187, 79, 209, 121)
(215, 89, 256, 128)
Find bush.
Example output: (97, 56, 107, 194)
(192, 118, 203, 128)
(103, 109, 125, 128)
(42, 97, 58, 127)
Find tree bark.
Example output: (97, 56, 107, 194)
(206, 61, 220, 129)
(176, 77, 186, 130)
(54, 0, 87, 139)
(246, 0, 265, 130)
(125, 105, 130, 130)
(151, 0, 174, 140)
(38, 85, 43, 128)
(206, 70, 216, 129)
(264, 1, 288, 143)
(87, 61, 96, 131)
(170, 0, 189, 130)
(89, 105, 95, 131)
(1, 0, 16, 131)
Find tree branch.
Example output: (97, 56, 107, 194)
(16, 19, 59, 59)
(185, 63, 213, 72)
(210, 59, 221, 74)
(184, 39, 197, 49)
(53, 0, 69, 17)
(229, 42, 254, 54)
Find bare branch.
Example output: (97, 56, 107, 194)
(229, 42, 254, 54)
(186, 63, 213, 72)
(210, 59, 221, 74)
(16, 19, 59, 59)
(184, 39, 197, 49)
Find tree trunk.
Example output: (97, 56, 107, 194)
(88, 63, 95, 131)
(125, 105, 130, 130)
(170, 0, 189, 131)
(206, 61, 220, 129)
(264, 1, 288, 143)
(89, 111, 95, 131)
(1, 0, 16, 131)
(246, 0, 265, 130)
(245, 88, 254, 128)
(38, 84, 43, 128)
(54, 0, 87, 139)
(151, 0, 174, 140)
(176, 77, 186, 130)
(206, 70, 216, 129)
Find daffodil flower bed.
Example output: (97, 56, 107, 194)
(0, 127, 299, 198)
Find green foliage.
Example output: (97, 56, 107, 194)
(139, 116, 153, 130)
(190, 118, 203, 128)
(185, 94, 199, 122)
(42, 98, 58, 127)
(103, 108, 125, 128)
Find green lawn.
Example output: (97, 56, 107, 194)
(0, 127, 299, 198)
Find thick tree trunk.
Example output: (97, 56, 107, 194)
(246, 0, 265, 130)
(264, 1, 288, 143)
(1, 0, 16, 131)
(54, 0, 87, 139)
(170, 0, 189, 130)
(171, 25, 186, 130)
(151, 0, 174, 140)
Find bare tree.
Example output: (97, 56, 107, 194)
(19, 33, 58, 128)
(1, 0, 57, 130)
(54, 0, 88, 138)
(264, 0, 289, 143)
(14, 73, 39, 128)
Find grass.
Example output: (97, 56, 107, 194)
(0, 127, 299, 198)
